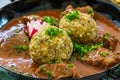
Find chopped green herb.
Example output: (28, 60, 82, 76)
(73, 42, 89, 57)
(14, 30, 19, 33)
(55, 18, 59, 23)
(109, 46, 113, 50)
(39, 65, 44, 71)
(88, 9, 93, 14)
(47, 61, 52, 65)
(100, 51, 106, 57)
(92, 43, 103, 49)
(14, 46, 22, 53)
(61, 12, 65, 15)
(46, 70, 52, 79)
(14, 46, 22, 49)
(42, 16, 55, 25)
(65, 10, 79, 21)
(22, 45, 28, 50)
(32, 15, 37, 21)
(73, 42, 103, 57)
(17, 49, 21, 53)
(67, 63, 73, 68)
(81, 57, 86, 61)
(23, 39, 27, 43)
(98, 42, 104, 47)
(14, 46, 18, 49)
(46, 70, 51, 75)
(45, 27, 63, 38)
(66, 31, 70, 36)
(14, 45, 28, 53)
(104, 32, 110, 40)
(55, 59, 62, 63)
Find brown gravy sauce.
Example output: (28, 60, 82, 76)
(0, 10, 120, 78)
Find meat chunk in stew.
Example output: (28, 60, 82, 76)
(96, 32, 119, 50)
(84, 47, 119, 68)
(35, 62, 81, 79)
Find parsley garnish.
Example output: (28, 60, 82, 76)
(109, 46, 113, 50)
(67, 64, 74, 68)
(100, 51, 106, 57)
(47, 61, 52, 65)
(42, 16, 57, 25)
(45, 27, 63, 38)
(81, 57, 86, 61)
(65, 10, 79, 21)
(55, 59, 62, 63)
(46, 70, 52, 79)
(88, 9, 93, 14)
(39, 65, 44, 71)
(14, 45, 28, 53)
(22, 45, 28, 50)
(23, 39, 27, 43)
(104, 32, 110, 40)
(73, 42, 103, 57)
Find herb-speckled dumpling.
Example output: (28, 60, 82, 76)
(29, 25, 73, 64)
(59, 10, 97, 43)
